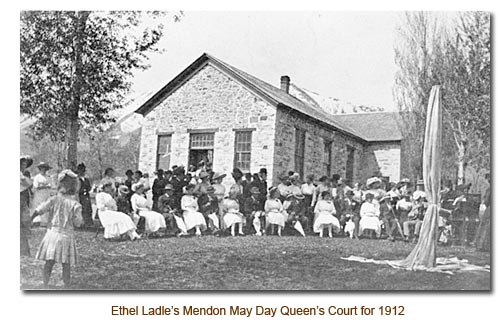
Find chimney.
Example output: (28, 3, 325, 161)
(280, 75, 290, 93)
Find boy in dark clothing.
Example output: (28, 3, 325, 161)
(197, 186, 220, 234)
(243, 187, 266, 235)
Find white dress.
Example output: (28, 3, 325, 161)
(96, 192, 137, 239)
(359, 202, 381, 237)
(131, 193, 166, 233)
(32, 173, 55, 225)
(221, 198, 245, 228)
(313, 200, 341, 233)
(181, 195, 207, 231)
(265, 198, 287, 228)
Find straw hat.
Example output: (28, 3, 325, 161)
(118, 185, 130, 195)
(212, 172, 226, 181)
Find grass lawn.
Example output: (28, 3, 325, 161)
(20, 227, 490, 290)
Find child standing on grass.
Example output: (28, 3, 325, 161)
(32, 169, 83, 288)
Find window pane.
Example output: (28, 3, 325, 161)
(190, 133, 214, 149)
(156, 134, 171, 170)
(234, 131, 252, 172)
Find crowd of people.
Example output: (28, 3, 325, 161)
(20, 156, 491, 287)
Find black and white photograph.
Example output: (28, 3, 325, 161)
(19, 10, 491, 291)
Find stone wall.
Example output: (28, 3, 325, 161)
(361, 142, 401, 183)
(273, 108, 365, 185)
(138, 63, 277, 189)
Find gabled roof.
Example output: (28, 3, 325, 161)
(331, 112, 402, 142)
(135, 53, 367, 142)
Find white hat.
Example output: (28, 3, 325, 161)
(366, 177, 382, 187)
(131, 182, 144, 192)
(57, 169, 78, 182)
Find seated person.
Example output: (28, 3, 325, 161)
(359, 193, 381, 239)
(283, 190, 309, 235)
(198, 185, 221, 234)
(380, 195, 404, 241)
(313, 191, 341, 238)
(221, 190, 246, 236)
(243, 187, 266, 235)
(158, 184, 185, 234)
(96, 182, 140, 241)
(180, 184, 207, 236)
(130, 182, 167, 237)
(116, 185, 145, 233)
(403, 195, 426, 242)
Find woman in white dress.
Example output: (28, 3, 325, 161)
(130, 182, 166, 236)
(264, 187, 287, 236)
(313, 191, 341, 237)
(31, 162, 55, 226)
(96, 182, 140, 240)
(180, 184, 207, 236)
(221, 189, 245, 236)
(358, 192, 381, 238)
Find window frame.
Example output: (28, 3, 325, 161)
(156, 134, 172, 171)
(294, 127, 306, 178)
(233, 130, 253, 172)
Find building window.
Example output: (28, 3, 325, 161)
(323, 140, 332, 176)
(346, 145, 355, 184)
(156, 134, 172, 170)
(294, 128, 306, 178)
(189, 133, 214, 168)
(190, 133, 214, 149)
(234, 131, 252, 172)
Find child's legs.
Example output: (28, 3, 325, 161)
(328, 225, 333, 236)
(62, 263, 71, 286)
(43, 260, 56, 286)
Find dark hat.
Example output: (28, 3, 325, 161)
(77, 163, 86, 170)
(232, 168, 243, 178)
(125, 169, 134, 176)
(250, 186, 260, 194)
(319, 175, 329, 182)
(20, 155, 33, 168)
(259, 168, 267, 174)
(155, 169, 164, 175)
(37, 162, 52, 170)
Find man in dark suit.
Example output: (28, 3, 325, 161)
(77, 163, 93, 229)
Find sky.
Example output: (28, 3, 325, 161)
(130, 12, 401, 111)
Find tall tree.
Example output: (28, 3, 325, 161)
(441, 12, 490, 184)
(394, 12, 490, 185)
(20, 11, 181, 169)
(393, 12, 445, 182)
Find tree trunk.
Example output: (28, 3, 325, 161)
(457, 142, 466, 185)
(66, 11, 90, 170)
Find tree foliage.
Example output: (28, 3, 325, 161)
(20, 11, 181, 167)
(394, 12, 490, 186)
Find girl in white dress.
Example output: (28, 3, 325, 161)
(180, 184, 207, 236)
(313, 191, 341, 237)
(265, 187, 287, 236)
(359, 192, 381, 238)
(32, 162, 55, 226)
(95, 182, 140, 240)
(130, 183, 166, 236)
(221, 190, 245, 236)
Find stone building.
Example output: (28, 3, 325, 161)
(135, 53, 402, 188)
